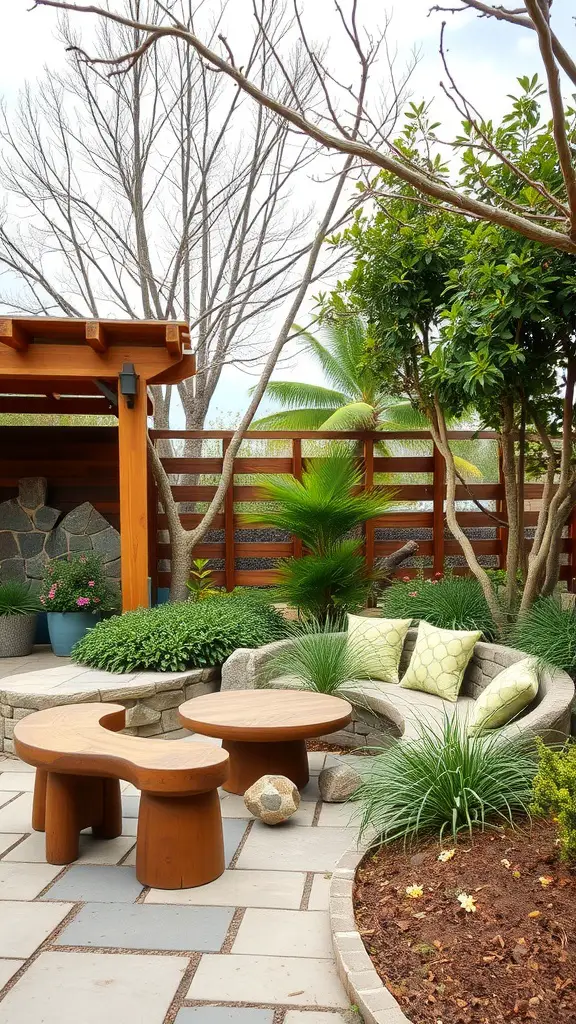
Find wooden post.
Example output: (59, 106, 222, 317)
(292, 438, 303, 559)
(223, 439, 235, 591)
(432, 443, 445, 576)
(363, 438, 375, 572)
(497, 442, 508, 570)
(118, 382, 149, 610)
(147, 454, 159, 607)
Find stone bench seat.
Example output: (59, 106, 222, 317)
(221, 628, 575, 747)
(14, 702, 229, 889)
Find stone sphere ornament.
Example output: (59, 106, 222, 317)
(244, 774, 300, 825)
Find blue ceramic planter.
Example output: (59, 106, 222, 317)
(47, 611, 101, 657)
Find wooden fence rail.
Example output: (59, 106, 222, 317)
(148, 429, 573, 596)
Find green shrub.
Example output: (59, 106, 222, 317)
(508, 597, 576, 675)
(267, 617, 365, 695)
(531, 739, 576, 861)
(72, 592, 286, 673)
(273, 540, 379, 618)
(40, 553, 117, 614)
(379, 571, 497, 638)
(0, 580, 41, 616)
(355, 714, 536, 846)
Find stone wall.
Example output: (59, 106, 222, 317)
(0, 665, 220, 753)
(0, 478, 120, 591)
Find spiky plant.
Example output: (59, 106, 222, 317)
(508, 596, 576, 675)
(267, 617, 362, 695)
(241, 449, 395, 618)
(355, 714, 536, 847)
(379, 572, 497, 639)
(0, 580, 41, 616)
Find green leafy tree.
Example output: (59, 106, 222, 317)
(324, 82, 576, 624)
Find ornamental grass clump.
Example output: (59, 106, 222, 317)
(72, 591, 285, 673)
(379, 571, 497, 639)
(355, 714, 536, 847)
(39, 552, 117, 614)
(0, 580, 42, 616)
(531, 740, 576, 862)
(509, 597, 576, 676)
(267, 616, 365, 696)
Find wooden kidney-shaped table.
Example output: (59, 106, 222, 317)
(179, 689, 353, 794)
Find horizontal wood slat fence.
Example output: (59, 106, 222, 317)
(149, 429, 576, 598)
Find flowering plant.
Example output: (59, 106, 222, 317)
(39, 553, 117, 614)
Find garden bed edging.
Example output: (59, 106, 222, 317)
(330, 843, 411, 1024)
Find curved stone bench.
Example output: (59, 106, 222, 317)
(0, 663, 219, 753)
(221, 628, 575, 746)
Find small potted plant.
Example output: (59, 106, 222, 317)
(0, 580, 42, 658)
(40, 552, 117, 656)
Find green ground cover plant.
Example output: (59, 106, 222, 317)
(72, 591, 285, 673)
(379, 572, 497, 639)
(509, 597, 576, 676)
(355, 714, 536, 847)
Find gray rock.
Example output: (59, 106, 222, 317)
(92, 527, 121, 563)
(17, 477, 47, 511)
(244, 775, 300, 824)
(0, 499, 33, 533)
(103, 558, 121, 579)
(68, 534, 93, 553)
(59, 501, 93, 535)
(0, 557, 26, 583)
(34, 506, 61, 532)
(18, 532, 45, 558)
(25, 552, 49, 579)
(45, 526, 68, 558)
(86, 508, 112, 535)
(0, 532, 18, 560)
(318, 763, 361, 803)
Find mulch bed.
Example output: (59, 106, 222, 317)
(354, 820, 576, 1023)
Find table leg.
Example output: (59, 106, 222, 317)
(222, 738, 309, 795)
(136, 789, 225, 889)
(45, 772, 81, 865)
(92, 778, 122, 840)
(32, 768, 47, 831)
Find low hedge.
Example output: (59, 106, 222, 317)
(379, 572, 497, 639)
(72, 592, 286, 673)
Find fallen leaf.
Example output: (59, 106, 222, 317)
(528, 911, 541, 919)
(396, 920, 411, 932)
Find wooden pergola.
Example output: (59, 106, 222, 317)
(0, 316, 195, 611)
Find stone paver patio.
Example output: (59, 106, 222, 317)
(0, 742, 360, 1024)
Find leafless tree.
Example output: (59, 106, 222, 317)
(1, 1, 325, 436)
(32, 0, 576, 254)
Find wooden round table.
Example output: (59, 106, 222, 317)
(178, 689, 353, 794)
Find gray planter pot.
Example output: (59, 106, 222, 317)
(0, 614, 37, 658)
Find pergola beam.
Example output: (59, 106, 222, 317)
(0, 319, 29, 352)
(85, 321, 108, 353)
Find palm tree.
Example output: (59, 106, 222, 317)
(252, 317, 424, 432)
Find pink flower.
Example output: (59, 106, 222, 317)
(409, 591, 418, 597)
(88, 581, 95, 587)
(93, 597, 101, 604)
(434, 572, 443, 578)
(39, 595, 45, 604)
(402, 576, 411, 582)
(431, 579, 439, 585)
(76, 597, 90, 607)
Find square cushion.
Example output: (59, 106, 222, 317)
(468, 657, 539, 735)
(347, 614, 412, 684)
(400, 619, 481, 703)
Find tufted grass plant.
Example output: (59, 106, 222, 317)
(508, 596, 576, 675)
(379, 572, 497, 639)
(71, 592, 286, 673)
(0, 580, 42, 616)
(355, 713, 537, 847)
(267, 617, 367, 695)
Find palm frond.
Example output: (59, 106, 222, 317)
(320, 402, 377, 431)
(251, 408, 338, 430)
(293, 325, 360, 396)
(252, 380, 349, 411)
(453, 455, 483, 480)
(378, 400, 429, 430)
(273, 540, 373, 616)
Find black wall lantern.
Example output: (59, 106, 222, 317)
(119, 362, 139, 409)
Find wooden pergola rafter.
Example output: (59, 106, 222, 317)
(0, 316, 196, 611)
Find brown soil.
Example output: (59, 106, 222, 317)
(354, 821, 576, 1023)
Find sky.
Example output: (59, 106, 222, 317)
(1, 1, 574, 425)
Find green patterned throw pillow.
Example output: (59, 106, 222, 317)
(468, 657, 539, 735)
(347, 614, 411, 684)
(400, 619, 481, 703)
